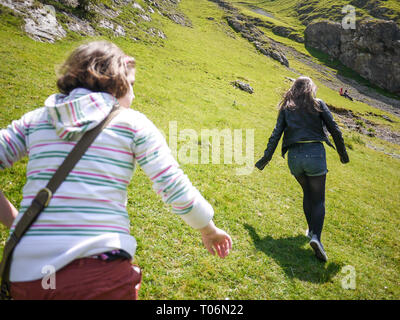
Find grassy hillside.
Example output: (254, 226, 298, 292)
(0, 0, 399, 299)
(232, 0, 400, 29)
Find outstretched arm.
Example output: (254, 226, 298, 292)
(255, 109, 286, 170)
(131, 113, 232, 258)
(0, 115, 28, 228)
(319, 100, 349, 163)
(200, 221, 232, 259)
(0, 190, 18, 228)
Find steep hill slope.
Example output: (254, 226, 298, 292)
(232, 0, 400, 28)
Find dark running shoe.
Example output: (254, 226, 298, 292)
(309, 235, 328, 262)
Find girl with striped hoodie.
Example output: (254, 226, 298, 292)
(0, 41, 232, 299)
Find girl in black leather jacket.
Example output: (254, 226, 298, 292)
(255, 76, 349, 262)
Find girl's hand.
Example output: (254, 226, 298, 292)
(0, 190, 18, 228)
(255, 157, 268, 170)
(200, 221, 232, 258)
(340, 154, 350, 164)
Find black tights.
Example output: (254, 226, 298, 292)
(294, 174, 326, 242)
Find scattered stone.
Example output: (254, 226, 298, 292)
(208, 0, 239, 14)
(350, 0, 398, 23)
(226, 15, 289, 67)
(63, 12, 96, 36)
(90, 3, 121, 19)
(113, 0, 132, 5)
(24, 9, 67, 43)
(0, 0, 67, 42)
(57, 0, 79, 8)
(98, 19, 114, 31)
(139, 14, 151, 22)
(327, 103, 400, 146)
(209, 0, 289, 67)
(148, 27, 166, 39)
(254, 41, 289, 67)
(272, 26, 304, 43)
(0, 0, 192, 41)
(115, 25, 125, 36)
(145, 0, 192, 27)
(166, 12, 191, 27)
(210, 0, 303, 43)
(98, 19, 125, 36)
(232, 80, 254, 94)
(381, 115, 394, 123)
(366, 144, 400, 160)
(132, 2, 145, 12)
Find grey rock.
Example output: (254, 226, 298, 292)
(165, 12, 191, 27)
(305, 19, 400, 94)
(147, 27, 166, 39)
(90, 3, 121, 19)
(0, 0, 66, 42)
(98, 19, 114, 30)
(63, 12, 96, 36)
(139, 14, 152, 22)
(24, 8, 66, 42)
(232, 80, 254, 94)
(212, 1, 289, 67)
(57, 0, 79, 8)
(115, 25, 126, 36)
(350, 0, 398, 23)
(0, 0, 173, 41)
(113, 0, 133, 4)
(145, 0, 192, 27)
(226, 15, 289, 67)
(132, 2, 145, 12)
(0, 0, 33, 14)
(208, 0, 238, 14)
(98, 19, 126, 37)
(304, 21, 342, 57)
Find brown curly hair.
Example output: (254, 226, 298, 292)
(57, 41, 136, 98)
(279, 76, 321, 112)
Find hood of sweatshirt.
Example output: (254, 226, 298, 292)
(45, 88, 118, 141)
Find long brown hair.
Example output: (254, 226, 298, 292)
(279, 76, 321, 112)
(57, 41, 136, 98)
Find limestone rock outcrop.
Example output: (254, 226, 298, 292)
(305, 19, 400, 94)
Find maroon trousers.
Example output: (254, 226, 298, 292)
(10, 258, 142, 300)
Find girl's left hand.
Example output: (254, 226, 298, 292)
(200, 221, 233, 259)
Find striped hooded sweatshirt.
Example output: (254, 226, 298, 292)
(0, 88, 214, 282)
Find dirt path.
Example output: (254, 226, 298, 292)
(239, 2, 276, 19)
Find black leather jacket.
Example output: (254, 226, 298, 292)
(255, 99, 349, 170)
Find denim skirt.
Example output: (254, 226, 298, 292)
(287, 142, 328, 177)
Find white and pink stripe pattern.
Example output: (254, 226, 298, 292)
(0, 88, 213, 282)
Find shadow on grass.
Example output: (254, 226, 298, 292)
(244, 223, 342, 284)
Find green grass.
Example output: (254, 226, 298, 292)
(226, 1, 400, 104)
(232, 0, 400, 26)
(0, 0, 400, 299)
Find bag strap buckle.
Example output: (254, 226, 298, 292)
(37, 188, 53, 208)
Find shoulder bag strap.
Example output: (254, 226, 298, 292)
(0, 104, 122, 299)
